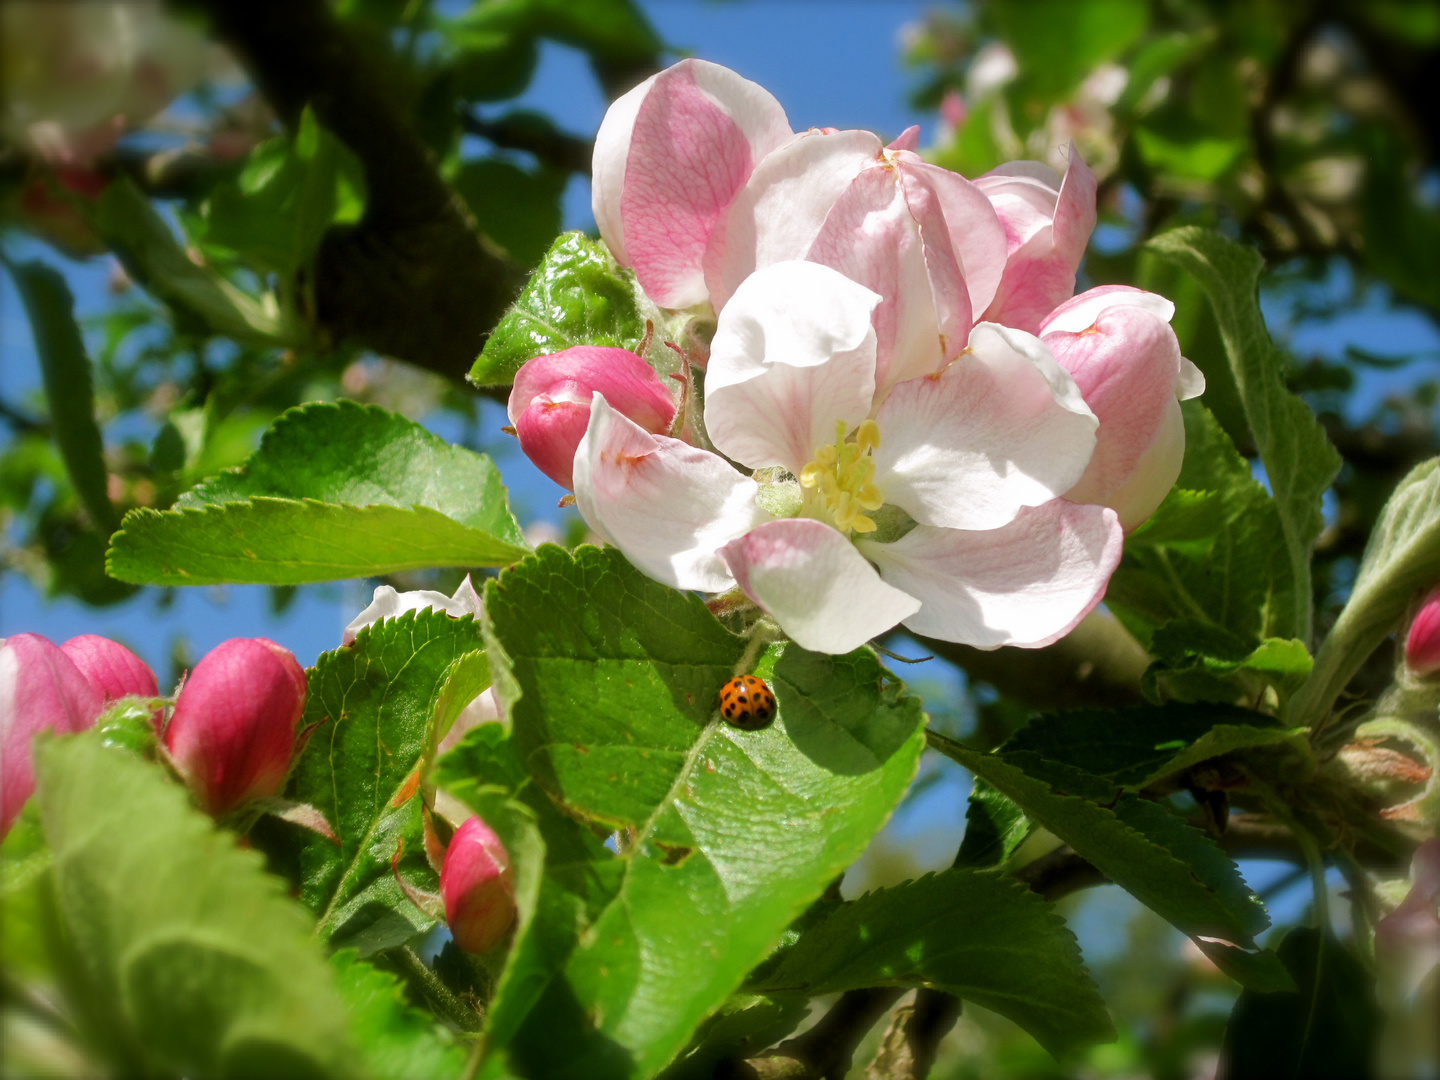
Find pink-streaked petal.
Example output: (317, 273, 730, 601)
(706, 261, 879, 473)
(887, 126, 921, 152)
(2, 633, 103, 836)
(591, 73, 655, 267)
(873, 323, 1096, 531)
(896, 162, 973, 365)
(60, 635, 157, 702)
(906, 159, 1008, 322)
(1043, 306, 1185, 530)
(979, 145, 1098, 334)
(720, 519, 920, 654)
(618, 60, 792, 309)
(807, 166, 946, 395)
(705, 128, 879, 311)
(1040, 284, 1176, 334)
(574, 395, 770, 593)
(858, 501, 1123, 649)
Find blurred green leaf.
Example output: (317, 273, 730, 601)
(991, 0, 1148, 114)
(748, 869, 1115, 1058)
(205, 107, 367, 276)
(471, 545, 925, 1078)
(661, 994, 809, 1080)
(93, 178, 289, 346)
(453, 158, 566, 268)
(1221, 927, 1378, 1079)
(33, 731, 355, 1078)
(471, 231, 645, 387)
(330, 950, 467, 1079)
(4, 259, 116, 534)
(1147, 227, 1342, 646)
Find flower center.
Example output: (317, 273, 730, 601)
(798, 419, 884, 535)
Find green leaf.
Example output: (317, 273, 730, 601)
(1108, 403, 1295, 647)
(748, 869, 1114, 1058)
(4, 259, 116, 534)
(476, 545, 926, 1078)
(454, 158, 567, 269)
(929, 732, 1269, 945)
(1193, 938, 1296, 994)
(107, 402, 528, 584)
(1221, 928, 1378, 1079)
(92, 177, 289, 345)
(1146, 227, 1342, 645)
(205, 107, 366, 276)
(470, 231, 645, 387)
(289, 609, 487, 954)
(1290, 457, 1440, 727)
(1143, 622, 1312, 704)
(955, 775, 1034, 868)
(330, 950, 467, 1080)
(0, 805, 52, 979)
(33, 732, 355, 1079)
(661, 995, 809, 1079)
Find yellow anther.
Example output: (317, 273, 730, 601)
(796, 419, 888, 536)
(856, 419, 881, 452)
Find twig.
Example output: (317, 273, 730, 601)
(864, 988, 962, 1080)
(462, 113, 594, 175)
(387, 945, 483, 1033)
(727, 988, 905, 1080)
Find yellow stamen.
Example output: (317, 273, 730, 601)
(797, 419, 887, 535)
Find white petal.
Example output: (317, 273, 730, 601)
(574, 395, 770, 593)
(858, 501, 1123, 649)
(1040, 284, 1176, 334)
(873, 323, 1097, 531)
(704, 128, 879, 311)
(706, 261, 879, 473)
(590, 73, 656, 266)
(343, 584, 477, 644)
(1177, 356, 1206, 400)
(720, 519, 920, 654)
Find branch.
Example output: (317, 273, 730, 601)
(913, 609, 1150, 712)
(198, 0, 524, 380)
(863, 988, 962, 1080)
(463, 112, 594, 176)
(726, 988, 905, 1080)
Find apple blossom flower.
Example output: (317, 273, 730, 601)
(592, 58, 793, 310)
(975, 146, 1098, 334)
(60, 634, 159, 702)
(1, 633, 104, 837)
(441, 815, 516, 953)
(164, 638, 306, 816)
(343, 576, 483, 645)
(1039, 285, 1206, 530)
(1, 1, 211, 165)
(704, 124, 1008, 401)
(508, 346, 676, 490)
(575, 260, 1123, 655)
(1405, 586, 1440, 678)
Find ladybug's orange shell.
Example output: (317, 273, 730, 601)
(717, 675, 777, 731)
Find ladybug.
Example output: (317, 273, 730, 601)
(717, 675, 776, 730)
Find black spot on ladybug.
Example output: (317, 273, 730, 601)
(717, 674, 777, 731)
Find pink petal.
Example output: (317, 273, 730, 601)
(905, 158, 1008, 323)
(60, 635, 158, 701)
(1042, 304, 1186, 530)
(873, 323, 1097, 531)
(806, 165, 952, 395)
(574, 395, 771, 593)
(720, 519, 920, 654)
(705, 128, 879, 312)
(858, 501, 1123, 649)
(592, 73, 656, 268)
(705, 261, 879, 473)
(2, 633, 104, 836)
(887, 126, 921, 152)
(1040, 284, 1175, 333)
(979, 145, 1098, 333)
(613, 60, 791, 309)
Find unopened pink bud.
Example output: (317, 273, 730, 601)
(440, 816, 516, 953)
(163, 638, 306, 816)
(61, 635, 158, 703)
(508, 346, 676, 490)
(1406, 586, 1440, 678)
(1, 633, 103, 837)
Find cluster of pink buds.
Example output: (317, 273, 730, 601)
(1, 631, 308, 835)
(1, 633, 156, 836)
